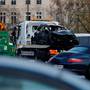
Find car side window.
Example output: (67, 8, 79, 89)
(0, 75, 59, 90)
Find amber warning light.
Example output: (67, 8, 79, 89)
(49, 49, 59, 55)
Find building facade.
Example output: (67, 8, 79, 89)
(0, 0, 51, 25)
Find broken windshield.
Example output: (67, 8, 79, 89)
(32, 25, 67, 32)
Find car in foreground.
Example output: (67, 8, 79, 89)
(47, 45, 90, 79)
(0, 56, 90, 90)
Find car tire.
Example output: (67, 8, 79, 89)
(85, 65, 90, 80)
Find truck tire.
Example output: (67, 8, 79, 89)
(16, 49, 21, 56)
(36, 49, 50, 62)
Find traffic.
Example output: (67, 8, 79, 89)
(16, 21, 79, 61)
(0, 0, 90, 89)
(0, 20, 90, 90)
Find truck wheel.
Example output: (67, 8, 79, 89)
(16, 49, 21, 56)
(85, 65, 90, 80)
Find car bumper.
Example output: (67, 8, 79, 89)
(63, 64, 87, 75)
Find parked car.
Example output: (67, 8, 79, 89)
(47, 45, 90, 79)
(0, 56, 90, 90)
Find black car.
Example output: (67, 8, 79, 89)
(32, 25, 79, 50)
(47, 45, 90, 79)
(50, 29, 79, 50)
(0, 56, 90, 90)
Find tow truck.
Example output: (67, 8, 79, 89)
(0, 22, 16, 56)
(16, 21, 79, 61)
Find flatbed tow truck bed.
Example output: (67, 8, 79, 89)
(17, 45, 50, 49)
(17, 44, 50, 61)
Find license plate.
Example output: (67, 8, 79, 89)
(54, 65, 63, 70)
(21, 51, 34, 56)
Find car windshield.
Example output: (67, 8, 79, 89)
(32, 25, 67, 32)
(68, 47, 88, 53)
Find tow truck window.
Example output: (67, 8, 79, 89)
(17, 25, 21, 39)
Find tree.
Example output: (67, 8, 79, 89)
(65, 0, 90, 33)
(49, 0, 64, 25)
(50, 0, 90, 33)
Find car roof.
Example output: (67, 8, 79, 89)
(0, 56, 90, 90)
(0, 56, 60, 77)
(52, 30, 73, 35)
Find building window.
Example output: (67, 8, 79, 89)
(26, 0, 30, 4)
(26, 12, 31, 20)
(11, 12, 17, 24)
(0, 12, 6, 23)
(36, 12, 42, 19)
(36, 0, 42, 4)
(11, 0, 16, 5)
(0, 0, 5, 5)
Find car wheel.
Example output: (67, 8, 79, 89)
(85, 65, 90, 80)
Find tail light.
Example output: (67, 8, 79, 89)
(67, 58, 82, 63)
